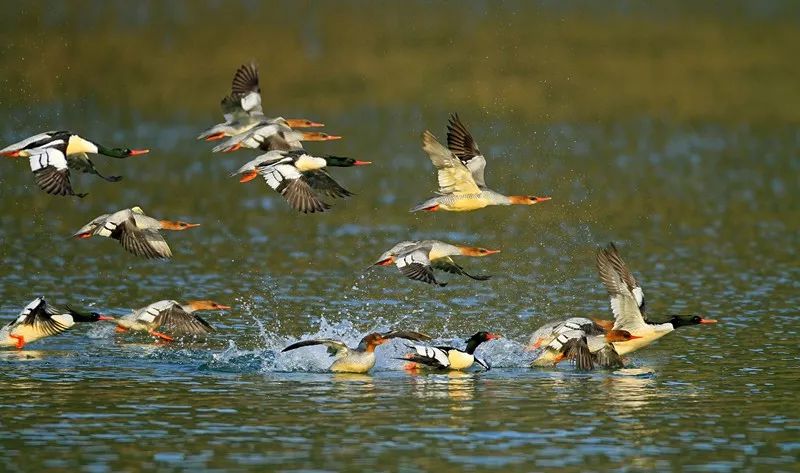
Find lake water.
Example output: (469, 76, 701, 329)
(1, 1, 798, 471)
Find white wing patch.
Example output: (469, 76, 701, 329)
(261, 164, 302, 190)
(410, 344, 450, 367)
(13, 297, 45, 324)
(545, 330, 585, 352)
(136, 300, 177, 324)
(240, 92, 261, 115)
(633, 287, 645, 309)
(28, 147, 68, 172)
(395, 250, 429, 269)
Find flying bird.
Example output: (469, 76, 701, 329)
(198, 62, 326, 142)
(1, 297, 113, 349)
(73, 206, 200, 259)
(410, 117, 550, 212)
(109, 299, 231, 341)
(372, 240, 500, 286)
(232, 150, 370, 213)
(2, 131, 148, 196)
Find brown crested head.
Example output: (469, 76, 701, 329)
(186, 300, 232, 311)
(358, 333, 387, 352)
(301, 131, 342, 142)
(159, 220, 201, 231)
(458, 246, 501, 257)
(605, 329, 642, 342)
(285, 118, 325, 128)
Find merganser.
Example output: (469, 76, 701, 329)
(529, 243, 717, 366)
(372, 240, 500, 286)
(282, 330, 431, 373)
(410, 126, 550, 212)
(548, 329, 642, 370)
(1, 297, 113, 349)
(112, 300, 231, 341)
(198, 63, 325, 141)
(526, 317, 614, 351)
(233, 150, 370, 213)
(2, 131, 148, 197)
(72, 206, 200, 259)
(402, 331, 501, 371)
(1, 130, 149, 161)
(211, 119, 341, 153)
(596, 242, 717, 355)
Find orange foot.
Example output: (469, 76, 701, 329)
(239, 170, 259, 183)
(9, 334, 25, 350)
(148, 330, 174, 342)
(115, 326, 128, 333)
(204, 132, 226, 142)
(526, 338, 544, 351)
(423, 204, 440, 212)
(403, 362, 421, 373)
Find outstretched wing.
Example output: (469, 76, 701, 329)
(382, 330, 432, 342)
(432, 257, 491, 281)
(595, 345, 625, 369)
(13, 298, 72, 338)
(258, 161, 331, 213)
(404, 344, 451, 368)
(395, 249, 446, 286)
(112, 218, 173, 259)
(29, 148, 86, 197)
(603, 242, 646, 313)
(560, 336, 594, 371)
(152, 305, 214, 335)
(230, 62, 262, 115)
(304, 169, 353, 199)
(447, 113, 487, 188)
(66, 153, 122, 182)
(596, 244, 647, 331)
(282, 339, 350, 357)
(421, 131, 480, 195)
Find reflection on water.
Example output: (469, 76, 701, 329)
(408, 371, 477, 408)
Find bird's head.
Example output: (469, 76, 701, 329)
(300, 131, 342, 142)
(457, 246, 501, 257)
(186, 300, 232, 312)
(159, 221, 201, 231)
(669, 314, 718, 328)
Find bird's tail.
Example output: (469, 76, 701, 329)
(410, 198, 442, 213)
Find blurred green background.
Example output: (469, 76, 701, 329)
(0, 1, 798, 471)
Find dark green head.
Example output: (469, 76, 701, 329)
(323, 156, 371, 167)
(66, 306, 115, 323)
(464, 331, 501, 354)
(666, 314, 718, 328)
(97, 144, 150, 159)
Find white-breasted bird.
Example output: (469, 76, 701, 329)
(72, 207, 200, 259)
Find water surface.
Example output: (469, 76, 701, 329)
(1, 1, 799, 471)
